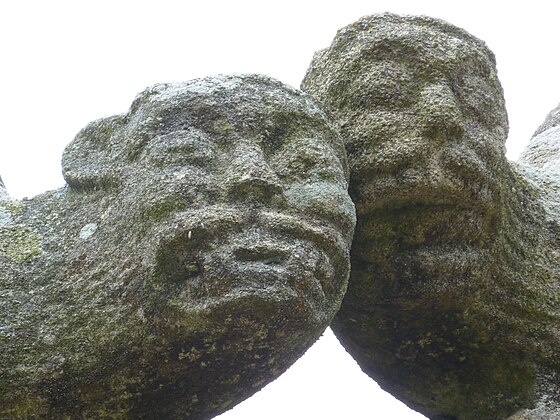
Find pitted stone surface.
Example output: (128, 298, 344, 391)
(0, 177, 9, 200)
(303, 13, 560, 419)
(0, 74, 355, 419)
(532, 101, 560, 138)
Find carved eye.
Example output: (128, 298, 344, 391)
(262, 116, 292, 155)
(272, 140, 344, 184)
(141, 129, 217, 168)
(453, 74, 502, 127)
(351, 61, 416, 109)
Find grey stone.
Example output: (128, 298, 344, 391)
(0, 179, 11, 228)
(0, 176, 8, 201)
(531, 102, 560, 138)
(302, 13, 560, 419)
(0, 74, 355, 419)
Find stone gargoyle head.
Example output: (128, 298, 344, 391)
(0, 74, 355, 419)
(303, 13, 560, 419)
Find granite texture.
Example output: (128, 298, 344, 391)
(0, 74, 355, 419)
(302, 13, 560, 419)
(531, 102, 560, 138)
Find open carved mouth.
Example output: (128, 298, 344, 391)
(353, 167, 498, 217)
(151, 206, 350, 315)
(351, 173, 500, 259)
(233, 245, 289, 266)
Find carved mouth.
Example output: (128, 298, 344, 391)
(162, 205, 349, 251)
(220, 236, 328, 293)
(353, 170, 497, 217)
(352, 179, 499, 255)
(153, 206, 350, 316)
(233, 245, 289, 266)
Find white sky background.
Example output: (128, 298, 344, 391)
(1, 1, 559, 419)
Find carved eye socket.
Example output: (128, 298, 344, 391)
(348, 61, 416, 110)
(272, 140, 345, 184)
(360, 82, 403, 107)
(453, 74, 502, 127)
(141, 130, 217, 168)
(261, 114, 295, 156)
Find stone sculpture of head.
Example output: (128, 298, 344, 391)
(0, 74, 355, 418)
(303, 13, 508, 236)
(303, 14, 560, 419)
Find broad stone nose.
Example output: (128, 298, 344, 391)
(225, 142, 284, 203)
(418, 83, 465, 141)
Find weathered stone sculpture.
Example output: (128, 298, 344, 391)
(521, 102, 560, 171)
(0, 74, 355, 418)
(302, 14, 560, 419)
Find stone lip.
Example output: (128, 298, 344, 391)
(352, 169, 498, 214)
(155, 206, 350, 321)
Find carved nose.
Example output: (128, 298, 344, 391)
(418, 84, 464, 141)
(226, 144, 284, 203)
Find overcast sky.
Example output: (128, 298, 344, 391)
(2, 1, 559, 419)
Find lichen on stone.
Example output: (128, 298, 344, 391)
(0, 224, 42, 262)
(0, 74, 355, 419)
(302, 12, 560, 419)
(0, 199, 26, 218)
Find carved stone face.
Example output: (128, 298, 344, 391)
(303, 16, 508, 290)
(63, 73, 355, 329)
(121, 76, 356, 328)
(346, 44, 506, 210)
(56, 74, 355, 417)
(301, 16, 532, 418)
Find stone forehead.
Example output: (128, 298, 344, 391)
(325, 13, 495, 68)
(62, 74, 347, 190)
(129, 73, 329, 120)
(301, 13, 507, 133)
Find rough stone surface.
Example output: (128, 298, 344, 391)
(302, 13, 560, 419)
(531, 102, 560, 138)
(0, 176, 8, 200)
(0, 74, 355, 419)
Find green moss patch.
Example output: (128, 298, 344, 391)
(0, 224, 42, 262)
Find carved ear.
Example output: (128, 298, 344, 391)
(62, 115, 127, 191)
